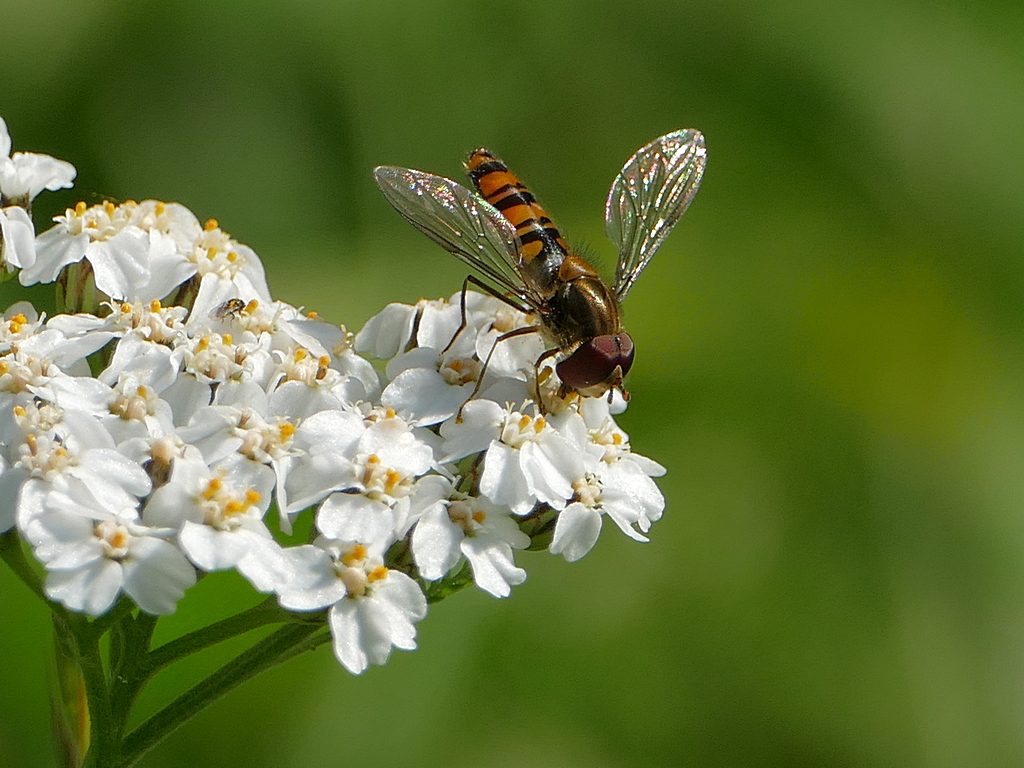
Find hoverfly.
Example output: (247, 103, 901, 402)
(373, 129, 706, 406)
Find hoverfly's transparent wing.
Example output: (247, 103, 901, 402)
(605, 129, 707, 302)
(374, 166, 536, 302)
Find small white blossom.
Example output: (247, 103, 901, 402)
(441, 399, 582, 516)
(0, 117, 77, 203)
(276, 539, 427, 675)
(315, 410, 437, 546)
(411, 482, 529, 598)
(23, 504, 195, 615)
(186, 220, 271, 305)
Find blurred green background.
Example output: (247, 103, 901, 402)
(3, 0, 1024, 765)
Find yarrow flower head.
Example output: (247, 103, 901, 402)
(0, 113, 670, 681)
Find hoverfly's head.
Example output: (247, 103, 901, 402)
(556, 332, 635, 399)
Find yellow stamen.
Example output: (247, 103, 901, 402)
(202, 477, 223, 499)
(278, 422, 296, 439)
(104, 201, 115, 216)
(341, 544, 367, 567)
(74, 201, 87, 215)
(472, 510, 486, 524)
(150, 299, 162, 312)
(223, 334, 233, 345)
(367, 566, 389, 583)
(155, 201, 165, 215)
(534, 417, 546, 432)
(385, 408, 396, 419)
(244, 489, 261, 506)
(204, 218, 219, 231)
(306, 310, 318, 319)
(245, 299, 259, 313)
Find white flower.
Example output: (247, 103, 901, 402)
(364, 292, 543, 427)
(2, 405, 151, 533)
(548, 411, 666, 562)
(13, 425, 190, 615)
(29, 199, 206, 301)
(411, 482, 529, 598)
(315, 410, 437, 546)
(22, 504, 195, 616)
(30, 201, 150, 291)
(186, 220, 271, 305)
(276, 539, 427, 675)
(142, 449, 280, 591)
(101, 373, 177, 444)
(0, 117, 77, 203)
(440, 399, 582, 516)
(0, 304, 44, 348)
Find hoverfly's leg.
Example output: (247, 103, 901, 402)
(456, 324, 541, 422)
(533, 347, 561, 415)
(443, 274, 532, 354)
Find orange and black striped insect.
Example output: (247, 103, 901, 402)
(373, 129, 706, 403)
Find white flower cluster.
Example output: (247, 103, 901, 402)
(0, 116, 665, 674)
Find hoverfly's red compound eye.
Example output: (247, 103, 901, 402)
(556, 332, 635, 394)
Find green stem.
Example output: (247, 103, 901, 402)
(0, 529, 47, 602)
(71, 617, 118, 768)
(118, 623, 329, 768)
(143, 597, 295, 674)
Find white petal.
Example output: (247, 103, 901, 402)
(122, 537, 196, 614)
(438, 399, 503, 462)
(276, 545, 348, 610)
(329, 600, 370, 674)
(88, 228, 150, 300)
(354, 303, 417, 360)
(462, 536, 526, 598)
(411, 502, 462, 581)
(522, 437, 580, 507)
(381, 367, 472, 427)
(550, 502, 602, 563)
(480, 442, 534, 515)
(24, 227, 87, 285)
(178, 522, 269, 572)
(316, 493, 397, 546)
(46, 558, 123, 615)
(1, 206, 36, 269)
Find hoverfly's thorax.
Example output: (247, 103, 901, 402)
(549, 273, 621, 346)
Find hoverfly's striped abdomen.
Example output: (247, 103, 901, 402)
(466, 149, 569, 266)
